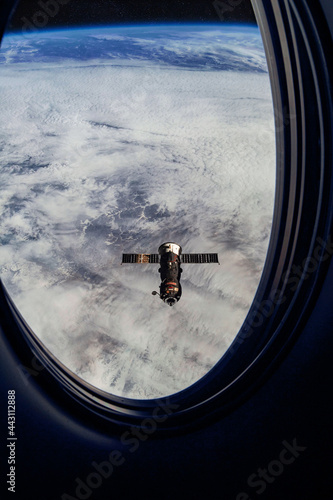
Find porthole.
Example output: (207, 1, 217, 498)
(0, 1, 275, 402)
(0, 0, 332, 429)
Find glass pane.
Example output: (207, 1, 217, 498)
(0, 1, 275, 399)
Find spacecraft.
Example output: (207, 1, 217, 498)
(122, 242, 219, 306)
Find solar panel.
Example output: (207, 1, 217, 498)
(181, 253, 219, 264)
(122, 253, 219, 264)
(122, 254, 160, 264)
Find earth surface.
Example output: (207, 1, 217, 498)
(0, 24, 275, 399)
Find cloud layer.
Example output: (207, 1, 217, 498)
(0, 26, 276, 398)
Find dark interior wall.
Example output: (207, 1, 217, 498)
(7, 0, 257, 33)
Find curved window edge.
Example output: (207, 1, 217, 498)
(0, 0, 332, 431)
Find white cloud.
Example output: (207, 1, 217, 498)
(0, 27, 275, 398)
